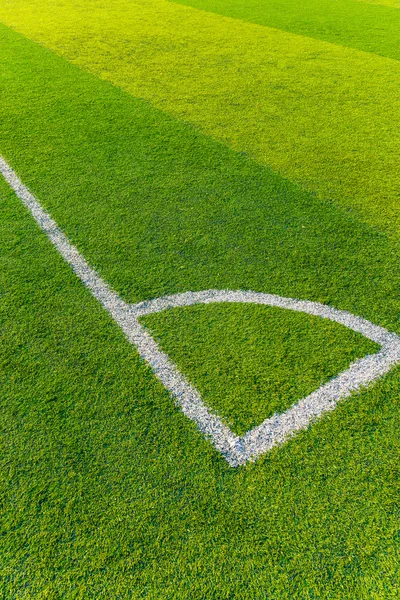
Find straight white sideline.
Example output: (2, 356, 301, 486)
(2, 155, 400, 467)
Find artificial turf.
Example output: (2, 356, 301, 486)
(2, 167, 400, 598)
(1, 2, 400, 598)
(177, 0, 400, 60)
(1, 0, 400, 236)
(142, 303, 378, 435)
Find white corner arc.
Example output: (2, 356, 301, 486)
(2, 155, 400, 467)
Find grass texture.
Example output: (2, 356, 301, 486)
(1, 0, 400, 236)
(363, 0, 400, 6)
(177, 0, 400, 59)
(142, 304, 377, 435)
(2, 169, 400, 598)
(1, 6, 400, 600)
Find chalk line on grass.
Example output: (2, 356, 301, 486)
(2, 154, 400, 466)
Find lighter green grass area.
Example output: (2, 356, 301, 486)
(177, 0, 400, 58)
(358, 0, 400, 7)
(1, 1, 400, 238)
(142, 304, 378, 435)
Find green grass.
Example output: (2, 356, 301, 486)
(2, 171, 400, 598)
(176, 0, 400, 60)
(142, 304, 378, 435)
(1, 5, 400, 599)
(1, 1, 400, 236)
(2, 22, 400, 325)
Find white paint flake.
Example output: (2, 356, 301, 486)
(2, 155, 400, 466)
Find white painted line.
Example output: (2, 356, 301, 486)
(2, 155, 400, 466)
(132, 290, 400, 464)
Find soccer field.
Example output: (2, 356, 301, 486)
(1, 0, 399, 597)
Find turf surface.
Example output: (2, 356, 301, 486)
(177, 0, 400, 59)
(142, 304, 378, 435)
(1, 2, 400, 598)
(2, 168, 400, 598)
(1, 0, 400, 235)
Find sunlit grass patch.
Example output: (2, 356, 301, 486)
(177, 0, 400, 57)
(1, 0, 400, 237)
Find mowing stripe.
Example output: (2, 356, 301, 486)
(2, 154, 400, 466)
(2, 0, 400, 236)
(176, 0, 400, 57)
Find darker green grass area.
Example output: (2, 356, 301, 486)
(0, 176, 222, 597)
(175, 0, 400, 61)
(1, 178, 400, 598)
(1, 23, 400, 598)
(142, 304, 378, 435)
